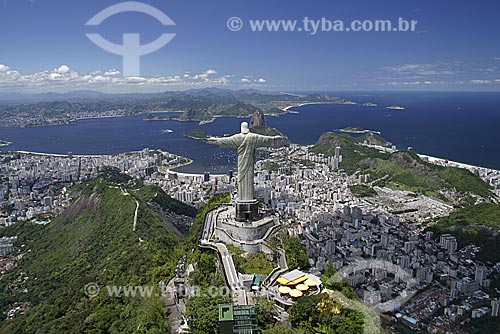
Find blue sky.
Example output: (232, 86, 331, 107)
(0, 0, 500, 92)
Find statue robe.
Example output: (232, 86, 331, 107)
(214, 132, 279, 202)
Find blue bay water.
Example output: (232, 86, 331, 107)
(0, 92, 499, 173)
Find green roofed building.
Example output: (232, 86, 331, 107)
(218, 304, 259, 334)
(219, 304, 234, 334)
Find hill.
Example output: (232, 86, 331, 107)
(250, 125, 291, 148)
(313, 131, 391, 173)
(313, 131, 494, 201)
(0, 170, 196, 333)
(175, 99, 261, 122)
(427, 203, 500, 263)
(184, 129, 209, 140)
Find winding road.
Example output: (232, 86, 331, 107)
(132, 198, 139, 232)
(118, 186, 140, 236)
(200, 207, 247, 305)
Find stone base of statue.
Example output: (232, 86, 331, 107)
(214, 206, 280, 254)
(235, 200, 260, 222)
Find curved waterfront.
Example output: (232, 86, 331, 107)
(1, 92, 499, 172)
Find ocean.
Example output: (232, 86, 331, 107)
(0, 91, 499, 173)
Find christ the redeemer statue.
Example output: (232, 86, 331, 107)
(208, 122, 283, 222)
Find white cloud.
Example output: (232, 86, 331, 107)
(494, 58, 500, 61)
(372, 59, 500, 88)
(55, 65, 70, 74)
(0, 64, 267, 92)
(379, 62, 460, 76)
(104, 69, 121, 76)
(192, 69, 219, 80)
(384, 81, 421, 86)
(379, 80, 466, 87)
(470, 79, 500, 84)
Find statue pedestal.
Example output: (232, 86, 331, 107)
(235, 200, 260, 222)
(214, 206, 280, 254)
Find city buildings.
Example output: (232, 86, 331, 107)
(2, 143, 500, 333)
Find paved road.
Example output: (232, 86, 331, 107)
(200, 207, 247, 305)
(132, 198, 139, 232)
(277, 248, 288, 270)
(118, 187, 140, 233)
(201, 209, 216, 241)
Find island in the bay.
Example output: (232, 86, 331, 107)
(184, 129, 209, 140)
(340, 126, 371, 134)
(386, 105, 406, 110)
(340, 127, 383, 136)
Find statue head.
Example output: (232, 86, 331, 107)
(241, 122, 250, 134)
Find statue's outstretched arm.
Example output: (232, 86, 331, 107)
(255, 133, 284, 147)
(207, 137, 219, 144)
(207, 135, 240, 148)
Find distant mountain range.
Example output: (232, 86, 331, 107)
(0, 88, 353, 127)
(0, 88, 345, 104)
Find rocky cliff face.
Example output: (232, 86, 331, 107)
(248, 111, 291, 148)
(178, 109, 208, 121)
(249, 110, 268, 129)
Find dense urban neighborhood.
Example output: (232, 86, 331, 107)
(1, 135, 499, 333)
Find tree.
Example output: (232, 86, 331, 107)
(288, 293, 365, 334)
(254, 296, 278, 328)
(136, 294, 171, 334)
(185, 294, 229, 334)
(282, 236, 309, 270)
(261, 325, 308, 334)
(321, 261, 337, 283)
(288, 294, 322, 330)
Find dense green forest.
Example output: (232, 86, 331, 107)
(427, 203, 500, 264)
(349, 184, 378, 197)
(0, 170, 196, 333)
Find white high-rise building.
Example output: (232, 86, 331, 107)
(475, 265, 488, 282)
(492, 299, 500, 317)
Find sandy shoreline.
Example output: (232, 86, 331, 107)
(282, 102, 329, 111)
(75, 115, 128, 121)
(282, 101, 357, 111)
(418, 154, 497, 172)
